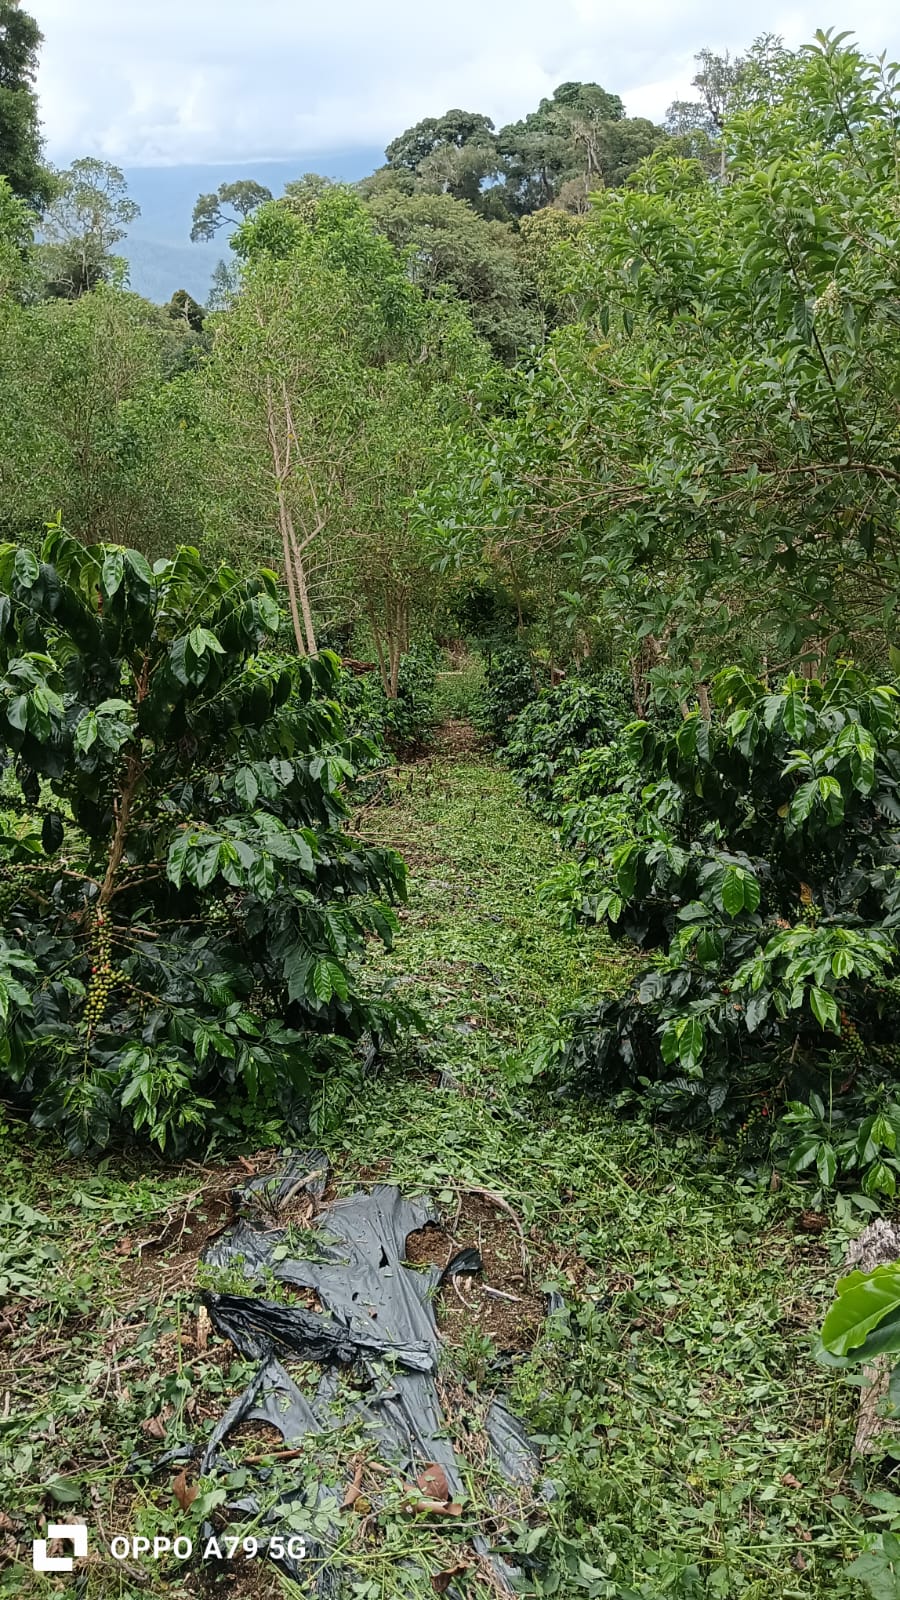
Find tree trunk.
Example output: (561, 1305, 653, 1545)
(99, 751, 142, 908)
(277, 494, 306, 657)
(266, 387, 306, 657)
(287, 518, 318, 657)
(369, 606, 391, 698)
(389, 636, 401, 699)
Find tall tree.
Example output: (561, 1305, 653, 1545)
(432, 33, 900, 692)
(0, 172, 34, 295)
(666, 48, 747, 178)
(385, 109, 495, 172)
(496, 82, 629, 213)
(193, 189, 485, 669)
(0, 288, 192, 548)
(190, 178, 273, 241)
(692, 48, 746, 134)
(0, 0, 50, 207)
(383, 109, 499, 209)
(40, 158, 139, 298)
(366, 188, 541, 360)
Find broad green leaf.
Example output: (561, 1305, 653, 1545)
(790, 780, 817, 824)
(741, 871, 760, 913)
(847, 1547, 900, 1600)
(831, 948, 852, 979)
(721, 866, 759, 916)
(821, 1266, 900, 1357)
(816, 1142, 837, 1187)
(101, 547, 125, 597)
(311, 958, 334, 1004)
(234, 766, 259, 807)
(872, 1114, 897, 1153)
(817, 775, 844, 822)
(74, 712, 98, 753)
(864, 1160, 898, 1199)
(613, 842, 640, 899)
(787, 1134, 822, 1173)
(188, 625, 225, 657)
(6, 694, 27, 732)
(782, 692, 809, 740)
(270, 758, 293, 788)
(810, 987, 839, 1032)
(258, 594, 280, 631)
(661, 1015, 705, 1073)
(14, 548, 39, 587)
(192, 841, 221, 889)
(249, 853, 274, 899)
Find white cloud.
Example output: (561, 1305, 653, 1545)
(28, 0, 900, 166)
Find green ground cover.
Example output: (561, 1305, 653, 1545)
(0, 750, 877, 1599)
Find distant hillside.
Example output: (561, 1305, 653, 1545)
(120, 151, 383, 305)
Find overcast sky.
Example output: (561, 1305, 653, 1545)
(29, 1, 900, 168)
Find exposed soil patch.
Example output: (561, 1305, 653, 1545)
(127, 1153, 306, 1300)
(406, 1193, 546, 1353)
(198, 1552, 283, 1598)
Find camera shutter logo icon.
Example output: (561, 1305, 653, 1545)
(33, 1523, 88, 1572)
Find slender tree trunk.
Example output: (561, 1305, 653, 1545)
(693, 659, 711, 720)
(369, 605, 391, 697)
(278, 496, 306, 656)
(387, 594, 402, 698)
(266, 387, 306, 656)
(287, 517, 318, 656)
(99, 751, 141, 908)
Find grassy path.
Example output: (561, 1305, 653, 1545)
(0, 751, 866, 1599)
(336, 754, 863, 1599)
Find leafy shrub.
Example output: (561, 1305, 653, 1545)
(549, 666, 900, 1163)
(0, 530, 406, 1154)
(389, 639, 438, 746)
(471, 647, 542, 744)
(340, 640, 437, 754)
(537, 744, 643, 929)
(446, 580, 529, 651)
(504, 672, 633, 817)
(775, 1089, 900, 1200)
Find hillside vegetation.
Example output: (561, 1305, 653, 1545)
(2, 15, 900, 1600)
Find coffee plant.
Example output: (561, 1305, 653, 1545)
(470, 647, 543, 744)
(0, 527, 406, 1154)
(340, 640, 438, 754)
(548, 665, 900, 1170)
(504, 672, 633, 817)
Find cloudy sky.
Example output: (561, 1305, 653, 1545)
(29, 0, 900, 168)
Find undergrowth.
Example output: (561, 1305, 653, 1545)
(0, 752, 880, 1598)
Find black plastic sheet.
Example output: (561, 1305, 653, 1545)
(188, 1151, 543, 1592)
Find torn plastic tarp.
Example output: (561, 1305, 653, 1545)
(188, 1150, 544, 1592)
